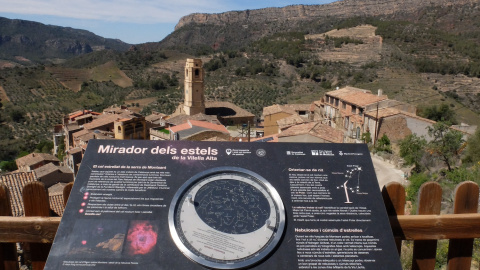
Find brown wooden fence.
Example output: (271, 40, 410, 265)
(1, 180, 480, 270)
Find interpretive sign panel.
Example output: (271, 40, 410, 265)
(45, 140, 401, 270)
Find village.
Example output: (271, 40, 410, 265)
(0, 58, 475, 220)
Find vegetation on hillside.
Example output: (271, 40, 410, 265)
(1, 2, 480, 167)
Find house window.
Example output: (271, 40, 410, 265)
(356, 127, 361, 139)
(352, 106, 357, 114)
(117, 126, 121, 133)
(335, 99, 339, 107)
(359, 109, 363, 116)
(344, 116, 349, 129)
(342, 102, 346, 109)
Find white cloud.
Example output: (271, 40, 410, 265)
(0, 0, 230, 23)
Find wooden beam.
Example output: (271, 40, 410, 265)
(391, 213, 480, 240)
(0, 213, 479, 244)
(0, 216, 61, 243)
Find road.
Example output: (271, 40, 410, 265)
(370, 154, 406, 188)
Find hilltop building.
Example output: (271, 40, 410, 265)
(172, 59, 254, 126)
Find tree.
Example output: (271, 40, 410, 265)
(462, 128, 480, 164)
(427, 122, 464, 171)
(0, 160, 17, 172)
(399, 134, 427, 172)
(361, 131, 372, 144)
(36, 140, 54, 153)
(420, 104, 458, 125)
(375, 134, 392, 153)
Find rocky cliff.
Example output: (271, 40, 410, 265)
(175, 0, 476, 30)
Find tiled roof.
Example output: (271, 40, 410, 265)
(103, 106, 130, 114)
(34, 163, 72, 179)
(170, 122, 193, 133)
(188, 120, 229, 133)
(145, 113, 166, 123)
(72, 129, 90, 138)
(68, 110, 101, 120)
(75, 130, 113, 145)
(48, 182, 68, 217)
(263, 104, 311, 116)
(170, 120, 229, 134)
(16, 153, 59, 167)
(279, 122, 344, 143)
(277, 114, 310, 129)
(68, 147, 83, 154)
(0, 172, 37, 217)
(167, 113, 220, 126)
(364, 108, 436, 124)
(205, 101, 255, 118)
(326, 86, 386, 107)
(65, 123, 82, 132)
(201, 136, 230, 141)
(75, 114, 94, 121)
(83, 112, 134, 130)
(251, 135, 279, 142)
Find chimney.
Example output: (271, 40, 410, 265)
(378, 89, 383, 96)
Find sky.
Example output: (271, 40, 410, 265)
(0, 0, 337, 44)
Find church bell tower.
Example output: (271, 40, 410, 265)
(183, 58, 205, 115)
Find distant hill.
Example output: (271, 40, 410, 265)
(0, 17, 131, 65)
(157, 0, 479, 52)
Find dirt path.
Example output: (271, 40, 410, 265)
(371, 154, 406, 188)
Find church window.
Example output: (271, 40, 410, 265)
(195, 69, 199, 77)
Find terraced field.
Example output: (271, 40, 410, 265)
(47, 61, 132, 92)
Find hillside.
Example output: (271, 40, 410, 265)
(0, 17, 131, 65)
(158, 0, 480, 52)
(1, 0, 480, 163)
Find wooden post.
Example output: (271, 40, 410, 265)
(382, 182, 405, 254)
(23, 182, 51, 270)
(412, 182, 442, 270)
(63, 182, 73, 207)
(0, 183, 19, 270)
(447, 181, 479, 270)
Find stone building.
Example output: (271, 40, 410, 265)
(183, 58, 205, 116)
(277, 122, 344, 143)
(318, 86, 417, 143)
(262, 104, 312, 136)
(172, 59, 254, 127)
(34, 163, 74, 188)
(15, 153, 60, 172)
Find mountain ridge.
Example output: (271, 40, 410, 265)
(175, 0, 476, 30)
(0, 16, 131, 64)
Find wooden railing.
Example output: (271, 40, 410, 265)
(1, 181, 480, 270)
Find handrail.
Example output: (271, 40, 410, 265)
(1, 213, 480, 243)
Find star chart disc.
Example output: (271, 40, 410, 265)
(168, 167, 285, 269)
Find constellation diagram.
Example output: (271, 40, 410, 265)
(336, 166, 362, 204)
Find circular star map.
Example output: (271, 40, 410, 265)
(169, 167, 285, 269)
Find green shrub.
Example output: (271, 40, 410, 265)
(406, 172, 429, 202)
